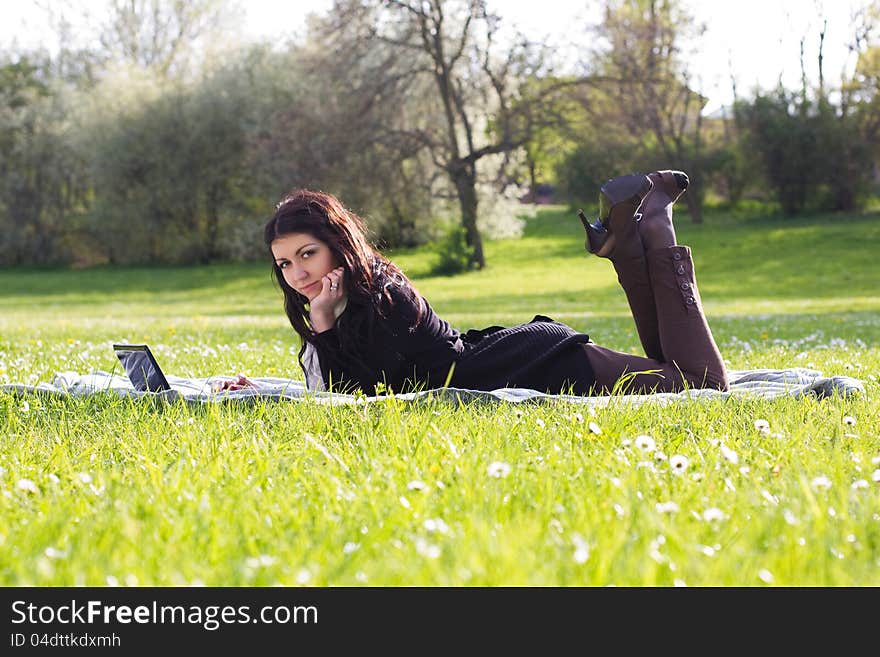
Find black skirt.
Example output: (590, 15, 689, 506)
(451, 315, 596, 395)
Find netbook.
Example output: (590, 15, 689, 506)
(113, 344, 171, 392)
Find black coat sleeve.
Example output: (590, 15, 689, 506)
(308, 282, 463, 394)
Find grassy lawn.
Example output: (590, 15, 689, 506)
(1, 204, 878, 586)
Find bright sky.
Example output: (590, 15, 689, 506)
(0, 0, 870, 114)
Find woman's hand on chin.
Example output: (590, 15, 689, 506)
(310, 266, 347, 332)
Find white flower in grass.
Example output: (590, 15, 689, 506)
(754, 419, 770, 434)
(656, 501, 679, 514)
(424, 518, 450, 534)
(719, 443, 739, 465)
(343, 542, 360, 555)
(669, 455, 689, 474)
(406, 480, 428, 492)
(811, 476, 832, 490)
(851, 479, 869, 490)
(758, 569, 774, 583)
(535, 418, 545, 429)
(702, 507, 726, 522)
(296, 568, 312, 584)
(843, 415, 856, 426)
(415, 538, 441, 559)
(44, 547, 67, 559)
(872, 456, 880, 466)
(634, 435, 656, 453)
(399, 496, 411, 509)
(572, 412, 584, 424)
(487, 461, 511, 478)
(699, 544, 717, 557)
(654, 450, 668, 462)
(20, 401, 30, 413)
(16, 478, 38, 494)
(872, 469, 880, 483)
(245, 555, 277, 568)
(572, 534, 590, 564)
(588, 421, 602, 435)
(78, 472, 92, 484)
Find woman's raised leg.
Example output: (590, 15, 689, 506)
(582, 170, 728, 394)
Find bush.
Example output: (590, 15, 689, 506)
(428, 222, 470, 276)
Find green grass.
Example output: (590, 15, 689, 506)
(1, 204, 879, 586)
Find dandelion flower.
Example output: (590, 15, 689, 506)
(634, 435, 656, 452)
(669, 455, 690, 474)
(573, 534, 590, 564)
(702, 507, 725, 522)
(487, 461, 511, 478)
(754, 419, 770, 434)
(843, 415, 856, 426)
(423, 518, 449, 534)
(572, 412, 584, 424)
(16, 478, 38, 494)
(415, 538, 441, 559)
(811, 475, 832, 490)
(719, 443, 739, 465)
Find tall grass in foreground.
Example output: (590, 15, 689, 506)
(1, 205, 878, 585)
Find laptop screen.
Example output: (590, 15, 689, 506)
(113, 344, 171, 392)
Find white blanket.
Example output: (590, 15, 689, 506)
(0, 368, 865, 407)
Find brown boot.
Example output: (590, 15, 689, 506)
(577, 173, 653, 261)
(636, 170, 689, 251)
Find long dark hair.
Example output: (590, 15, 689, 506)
(264, 189, 420, 369)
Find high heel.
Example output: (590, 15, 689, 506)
(577, 173, 653, 258)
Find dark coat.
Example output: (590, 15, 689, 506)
(307, 273, 595, 395)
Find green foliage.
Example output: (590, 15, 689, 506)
(0, 54, 90, 266)
(428, 222, 470, 276)
(736, 90, 876, 215)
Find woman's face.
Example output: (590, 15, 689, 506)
(271, 232, 342, 302)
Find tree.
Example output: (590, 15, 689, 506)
(97, 0, 237, 78)
(581, 0, 709, 223)
(0, 53, 90, 265)
(315, 0, 564, 269)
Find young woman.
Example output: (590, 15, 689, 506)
(260, 171, 728, 396)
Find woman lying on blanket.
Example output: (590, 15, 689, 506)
(233, 171, 728, 396)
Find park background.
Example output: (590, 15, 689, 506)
(1, 1, 879, 586)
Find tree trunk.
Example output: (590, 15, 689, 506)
(684, 191, 702, 224)
(204, 186, 220, 264)
(451, 163, 485, 270)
